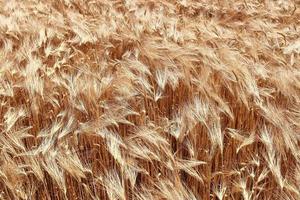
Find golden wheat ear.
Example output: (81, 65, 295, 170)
(0, 0, 299, 199)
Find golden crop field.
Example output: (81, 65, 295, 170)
(0, 0, 299, 199)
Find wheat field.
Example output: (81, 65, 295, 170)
(0, 0, 300, 199)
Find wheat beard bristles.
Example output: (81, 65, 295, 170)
(0, 0, 299, 199)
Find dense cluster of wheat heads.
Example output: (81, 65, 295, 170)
(0, 0, 299, 199)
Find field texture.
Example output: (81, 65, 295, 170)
(0, 0, 300, 199)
